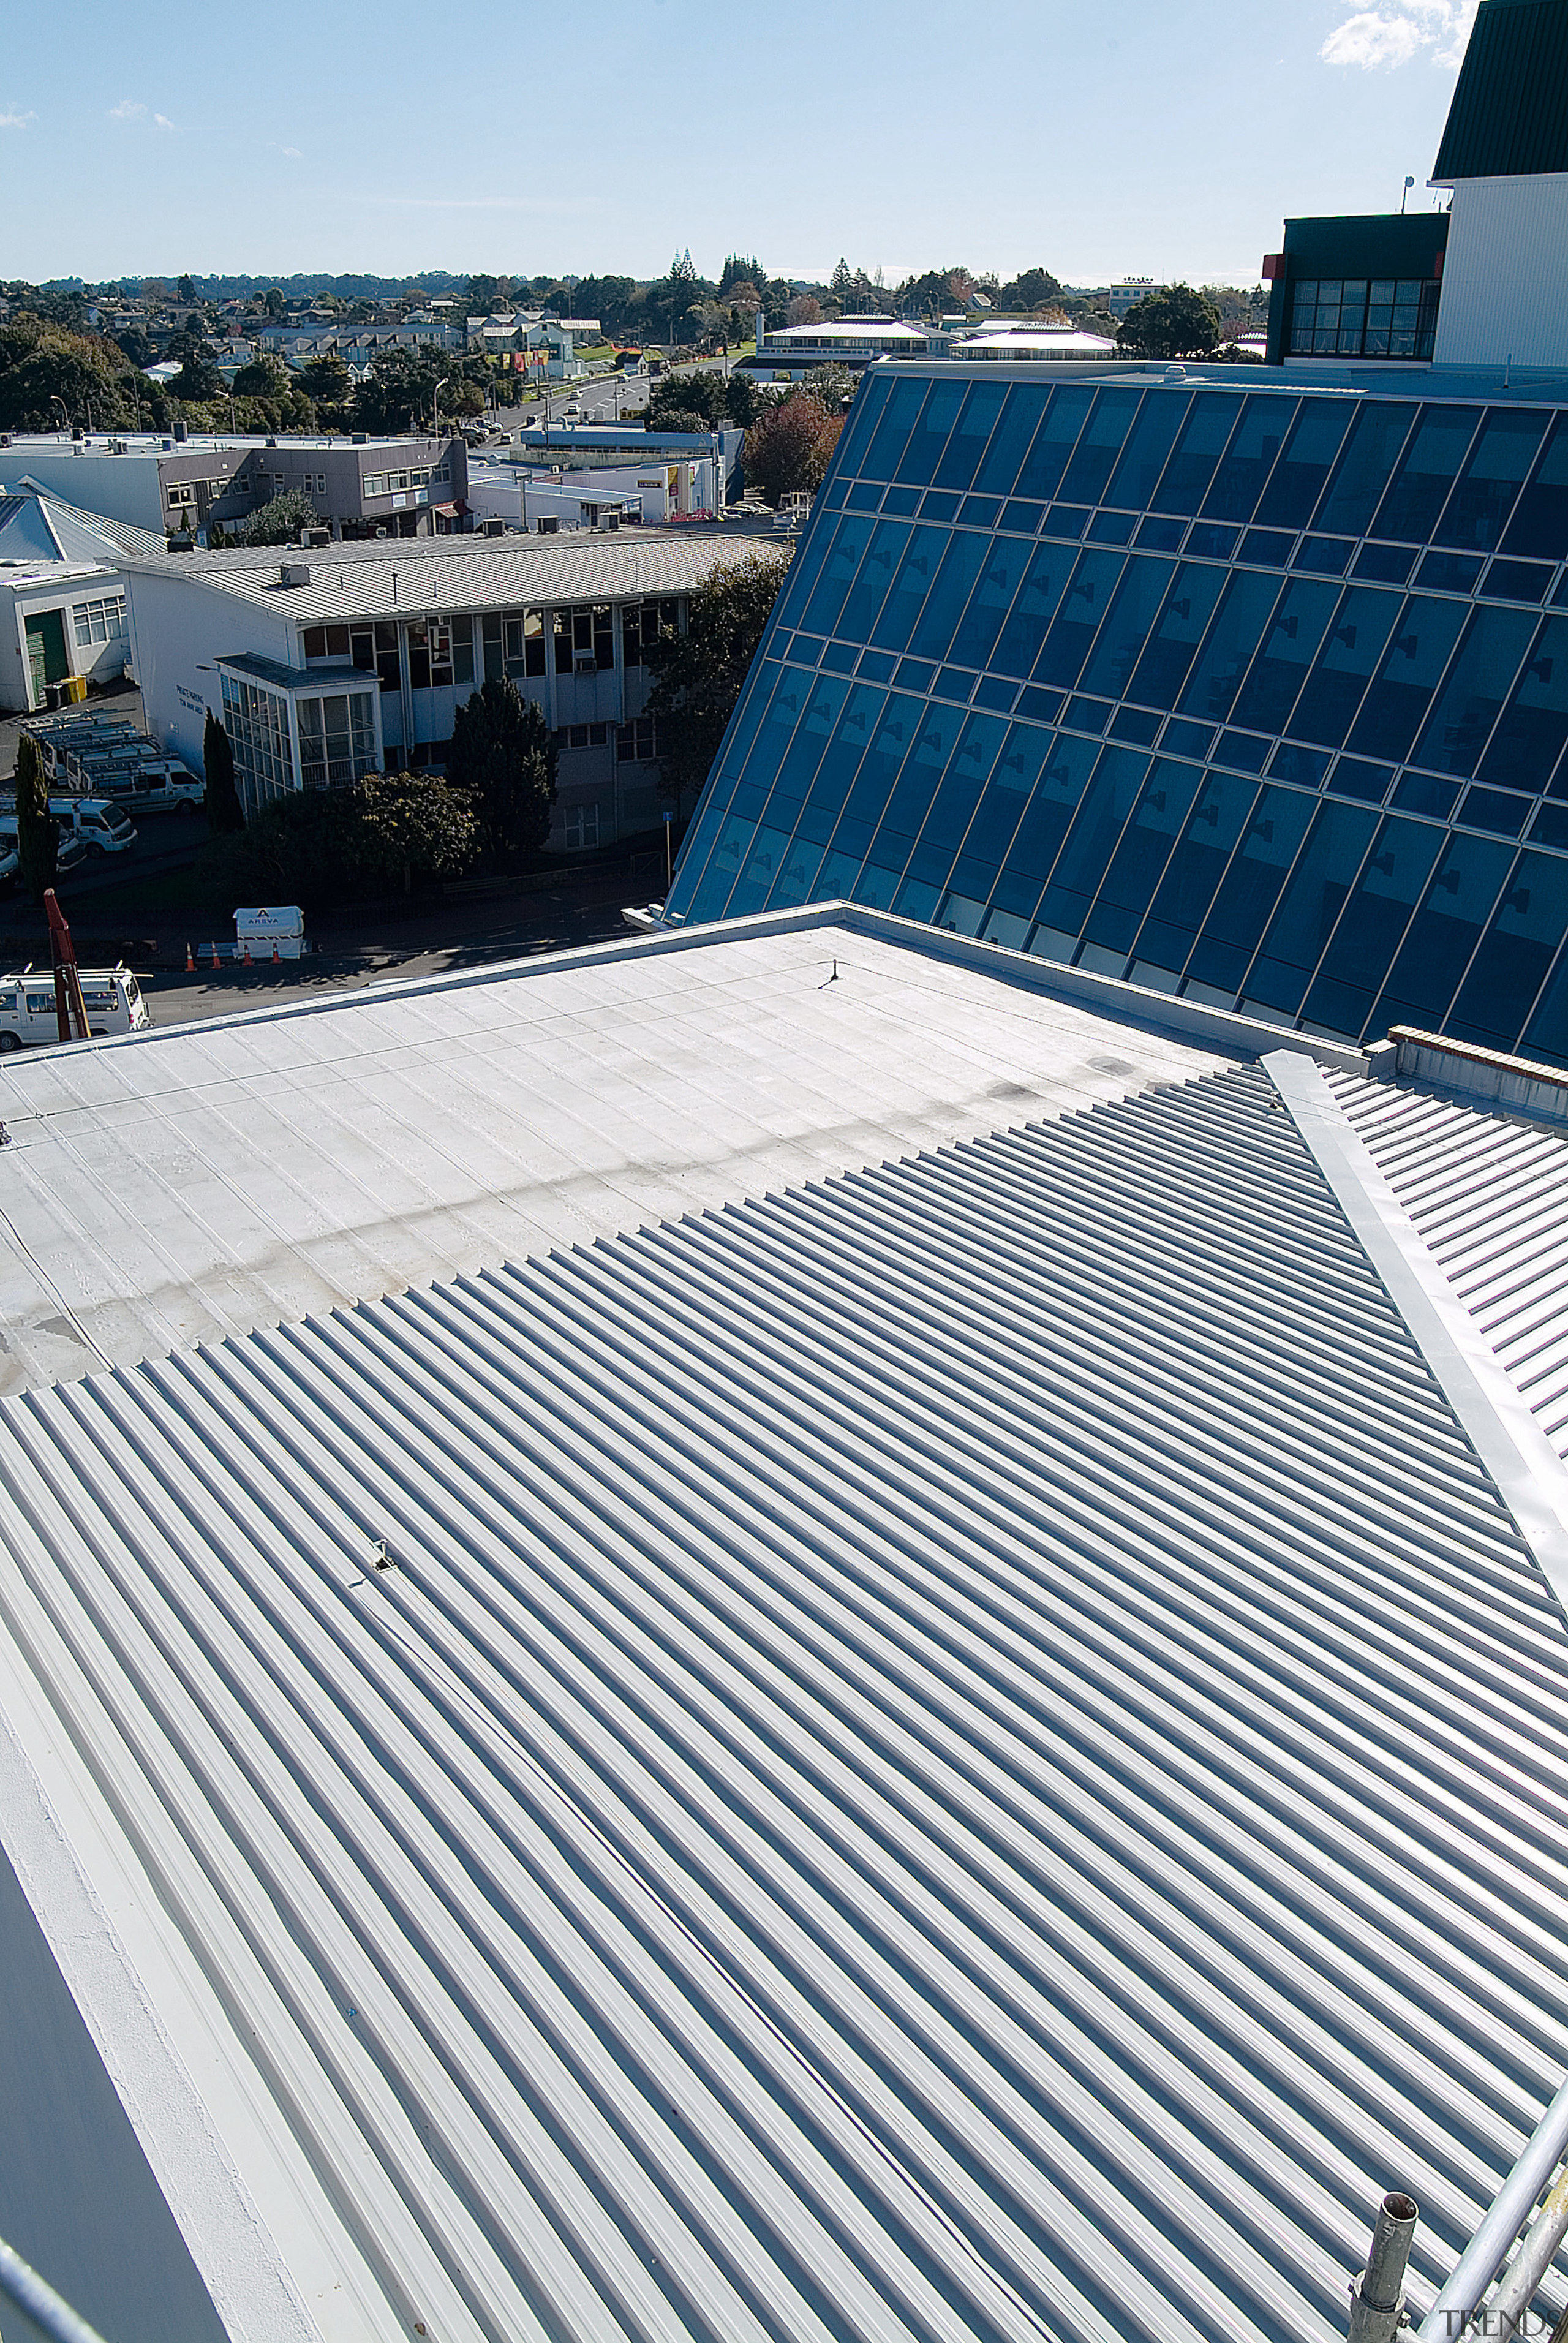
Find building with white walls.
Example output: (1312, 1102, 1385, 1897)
(121, 532, 770, 843)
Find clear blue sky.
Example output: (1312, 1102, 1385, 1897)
(1, 0, 1476, 289)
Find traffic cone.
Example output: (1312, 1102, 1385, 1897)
(272, 941, 280, 964)
(243, 943, 252, 965)
(185, 942, 195, 972)
(210, 941, 220, 968)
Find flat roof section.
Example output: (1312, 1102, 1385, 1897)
(0, 911, 1264, 1394)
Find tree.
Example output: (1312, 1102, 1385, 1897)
(742, 393, 842, 505)
(0, 315, 160, 431)
(786, 294, 822, 327)
(644, 551, 791, 818)
(263, 287, 285, 317)
(178, 273, 197, 304)
(1117, 284, 1222, 360)
(446, 677, 558, 866)
(718, 254, 765, 298)
(298, 351, 353, 418)
(170, 346, 224, 402)
(202, 711, 244, 834)
(237, 488, 320, 545)
(353, 346, 486, 433)
(998, 265, 1063, 312)
(14, 736, 58, 904)
(349, 772, 480, 894)
(231, 354, 290, 400)
(804, 362, 856, 415)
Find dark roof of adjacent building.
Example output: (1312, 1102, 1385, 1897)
(1433, 0, 1568, 180)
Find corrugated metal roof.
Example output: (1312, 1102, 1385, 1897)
(1433, 0, 1568, 179)
(0, 919, 1230, 1392)
(1327, 1070, 1568, 1460)
(127, 532, 775, 624)
(4, 1060, 1568, 2342)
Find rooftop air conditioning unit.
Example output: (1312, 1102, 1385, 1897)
(482, 518, 506, 537)
(278, 562, 311, 588)
(352, 432, 368, 445)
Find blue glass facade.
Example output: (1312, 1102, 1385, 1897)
(667, 364, 1568, 1064)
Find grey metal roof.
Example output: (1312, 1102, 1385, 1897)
(0, 916, 1234, 1392)
(1328, 1070, 1568, 1460)
(3, 1055, 1568, 2342)
(216, 651, 368, 692)
(124, 530, 774, 621)
(1433, 0, 1568, 179)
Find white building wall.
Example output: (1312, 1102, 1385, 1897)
(124, 568, 295, 774)
(1431, 174, 1568, 369)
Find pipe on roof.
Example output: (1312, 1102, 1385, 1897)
(1417, 2073, 1568, 2337)
(1478, 2165, 1568, 2337)
(0, 2237, 112, 2343)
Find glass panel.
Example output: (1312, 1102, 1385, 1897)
(1177, 569, 1288, 725)
(1034, 745, 1151, 939)
(1128, 768, 1262, 978)
(834, 692, 925, 837)
(1081, 758, 1206, 953)
(731, 665, 813, 800)
(1449, 850, 1568, 1050)
(1183, 784, 1319, 995)
(1303, 815, 1447, 1039)
(764, 836, 827, 911)
(1345, 596, 1468, 765)
(1057, 390, 1144, 505)
(907, 531, 990, 662)
(1011, 387, 1097, 502)
(798, 515, 881, 640)
(1411, 604, 1540, 777)
(793, 682, 884, 831)
(1228, 578, 1340, 735)
(1243, 799, 1380, 1017)
(990, 540, 1084, 679)
(1433, 409, 1547, 552)
(1254, 399, 1355, 530)
(725, 824, 795, 918)
(1031, 549, 1126, 690)
(932, 383, 1009, 494)
(829, 372, 888, 477)
(865, 701, 969, 869)
(909, 712, 1009, 864)
(868, 525, 949, 654)
(980, 730, 1095, 914)
(1500, 414, 1568, 559)
(947, 535, 1038, 672)
(1286, 586, 1404, 749)
(1522, 936, 1568, 1066)
(1076, 557, 1177, 701)
(1103, 394, 1189, 511)
(686, 811, 756, 922)
(1126, 561, 1229, 712)
(1152, 393, 1244, 516)
(858, 375, 931, 483)
(1313, 402, 1419, 538)
(894, 379, 969, 483)
(1368, 405, 1481, 543)
(959, 720, 1047, 875)
(972, 387, 1043, 499)
(1478, 614, 1568, 793)
(1200, 396, 1295, 524)
(835, 519, 914, 642)
(1369, 833, 1517, 1036)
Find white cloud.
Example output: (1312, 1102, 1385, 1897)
(1321, 0, 1479, 69)
(0, 105, 36, 129)
(107, 97, 146, 119)
(153, 113, 175, 130)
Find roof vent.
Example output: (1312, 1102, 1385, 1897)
(278, 562, 311, 588)
(1163, 363, 1188, 382)
(352, 431, 368, 445)
(265, 434, 278, 447)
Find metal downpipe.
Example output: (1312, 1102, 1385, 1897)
(1350, 2194, 1420, 2343)
(0, 2237, 112, 2343)
(1418, 2075, 1568, 2339)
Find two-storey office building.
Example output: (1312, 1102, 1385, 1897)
(123, 534, 761, 845)
(5, 431, 469, 543)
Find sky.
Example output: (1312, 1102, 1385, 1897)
(0, 0, 1480, 290)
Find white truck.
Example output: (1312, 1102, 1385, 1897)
(65, 756, 202, 814)
(0, 799, 137, 855)
(0, 965, 151, 1052)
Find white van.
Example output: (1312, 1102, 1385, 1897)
(0, 966, 151, 1052)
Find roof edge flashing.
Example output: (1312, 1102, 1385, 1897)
(1267, 1048, 1568, 1618)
